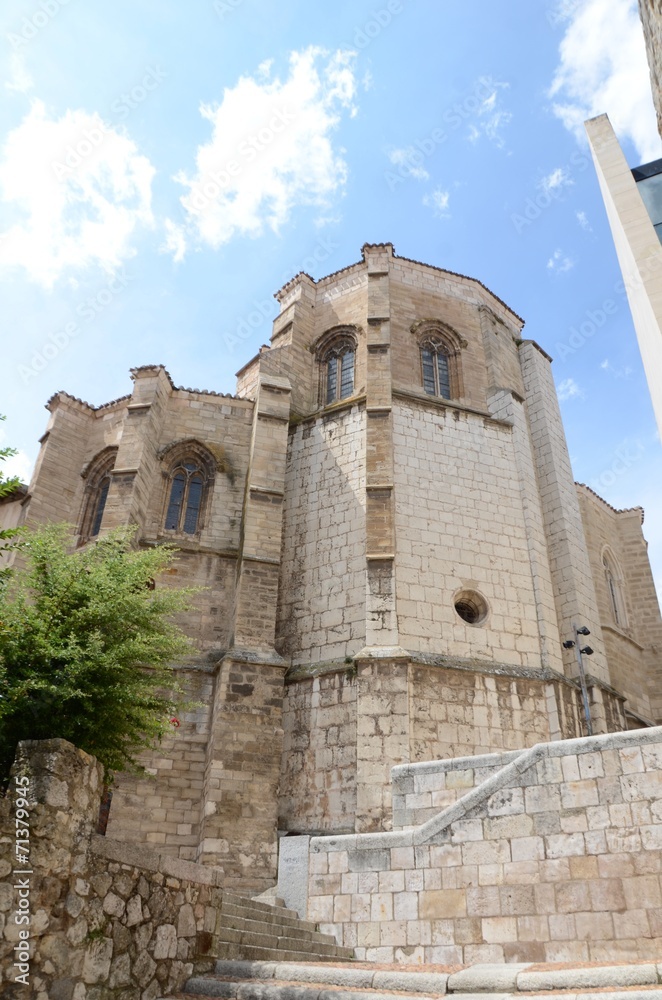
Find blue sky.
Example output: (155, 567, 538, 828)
(1, 0, 661, 595)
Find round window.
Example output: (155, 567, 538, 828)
(454, 590, 488, 626)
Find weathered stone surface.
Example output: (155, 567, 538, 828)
(308, 727, 662, 963)
(448, 963, 531, 992)
(277, 836, 311, 919)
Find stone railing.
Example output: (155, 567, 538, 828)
(391, 749, 523, 829)
(307, 727, 662, 964)
(0, 739, 222, 999)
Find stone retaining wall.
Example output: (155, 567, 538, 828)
(308, 726, 662, 964)
(391, 750, 523, 830)
(0, 739, 220, 1000)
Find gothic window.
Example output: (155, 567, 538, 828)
(79, 447, 117, 542)
(315, 328, 358, 406)
(421, 341, 451, 399)
(411, 320, 465, 401)
(164, 464, 205, 534)
(159, 440, 216, 537)
(90, 477, 110, 537)
(603, 549, 628, 629)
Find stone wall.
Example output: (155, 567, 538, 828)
(391, 399, 551, 669)
(391, 750, 524, 830)
(106, 666, 214, 860)
(307, 726, 662, 964)
(279, 659, 586, 836)
(0, 739, 221, 1000)
(577, 483, 662, 725)
(279, 669, 358, 834)
(277, 404, 366, 665)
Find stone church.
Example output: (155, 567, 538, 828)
(3, 243, 661, 892)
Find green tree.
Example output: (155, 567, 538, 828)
(0, 415, 22, 572)
(0, 524, 195, 783)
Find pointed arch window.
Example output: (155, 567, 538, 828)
(325, 343, 355, 403)
(79, 447, 117, 543)
(90, 477, 110, 537)
(316, 328, 358, 407)
(411, 320, 465, 401)
(164, 463, 205, 534)
(159, 440, 216, 538)
(421, 342, 451, 399)
(603, 550, 628, 629)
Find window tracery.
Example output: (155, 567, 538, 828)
(159, 440, 216, 537)
(315, 328, 358, 406)
(411, 320, 465, 400)
(79, 447, 117, 542)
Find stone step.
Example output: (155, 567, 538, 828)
(209, 944, 353, 963)
(213, 931, 350, 958)
(220, 899, 321, 934)
(173, 959, 662, 1000)
(173, 982, 662, 1000)
(217, 912, 341, 946)
(223, 891, 303, 922)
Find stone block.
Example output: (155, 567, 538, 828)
(546, 832, 586, 858)
(448, 963, 531, 992)
(420, 889, 466, 919)
(481, 915, 518, 943)
(511, 836, 544, 861)
(277, 835, 310, 919)
(370, 892, 393, 921)
(393, 891, 418, 921)
(517, 964, 658, 991)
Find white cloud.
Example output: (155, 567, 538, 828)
(549, 0, 661, 162)
(576, 209, 592, 231)
(556, 376, 585, 400)
(0, 101, 154, 288)
(162, 218, 187, 264)
(6, 53, 33, 95)
(540, 166, 573, 195)
(547, 247, 575, 273)
(1, 448, 33, 485)
(466, 81, 512, 149)
(600, 357, 633, 378)
(423, 187, 450, 218)
(166, 47, 357, 257)
(388, 147, 430, 181)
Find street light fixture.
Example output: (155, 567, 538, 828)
(562, 625, 594, 737)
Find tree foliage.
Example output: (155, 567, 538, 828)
(0, 415, 22, 572)
(0, 524, 195, 783)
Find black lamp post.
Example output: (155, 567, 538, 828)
(562, 624, 594, 736)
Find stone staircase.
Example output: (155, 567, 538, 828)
(198, 891, 354, 964)
(167, 958, 662, 1000)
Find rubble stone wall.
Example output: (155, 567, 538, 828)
(0, 740, 219, 1000)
